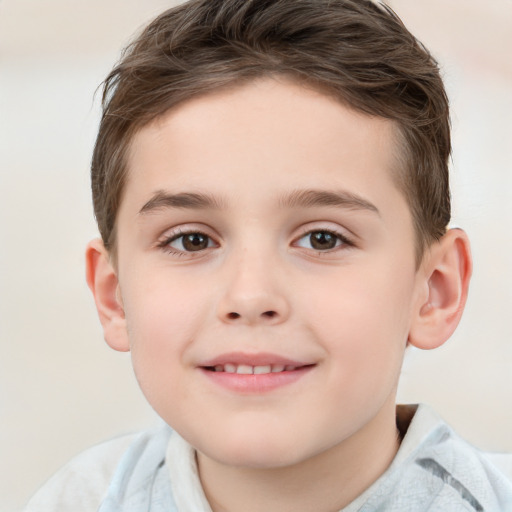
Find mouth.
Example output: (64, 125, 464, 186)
(198, 353, 315, 393)
(203, 363, 307, 374)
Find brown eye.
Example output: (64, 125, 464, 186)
(309, 231, 337, 250)
(169, 232, 213, 252)
(295, 230, 347, 251)
(182, 233, 209, 251)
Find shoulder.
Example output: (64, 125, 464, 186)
(391, 404, 512, 511)
(484, 452, 512, 482)
(24, 433, 139, 512)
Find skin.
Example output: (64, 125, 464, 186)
(87, 78, 471, 512)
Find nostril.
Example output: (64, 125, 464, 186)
(224, 310, 279, 321)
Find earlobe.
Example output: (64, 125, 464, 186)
(408, 229, 472, 350)
(85, 239, 130, 352)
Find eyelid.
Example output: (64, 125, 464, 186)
(156, 224, 220, 255)
(291, 224, 356, 252)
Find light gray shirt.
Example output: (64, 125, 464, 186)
(25, 404, 512, 511)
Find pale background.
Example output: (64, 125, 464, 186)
(1, 0, 511, 510)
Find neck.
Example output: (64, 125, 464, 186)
(197, 401, 400, 512)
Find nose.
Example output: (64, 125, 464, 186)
(217, 250, 290, 326)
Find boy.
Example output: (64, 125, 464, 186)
(26, 0, 512, 510)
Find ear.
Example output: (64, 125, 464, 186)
(408, 228, 472, 350)
(85, 239, 130, 352)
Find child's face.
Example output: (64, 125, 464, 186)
(113, 78, 425, 469)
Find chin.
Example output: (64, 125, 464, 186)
(197, 429, 322, 470)
(211, 447, 302, 470)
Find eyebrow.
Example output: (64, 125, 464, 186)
(138, 188, 379, 216)
(139, 190, 225, 214)
(280, 189, 380, 215)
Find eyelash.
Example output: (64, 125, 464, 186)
(157, 229, 217, 256)
(157, 227, 355, 256)
(293, 228, 354, 253)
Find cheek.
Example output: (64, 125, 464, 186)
(302, 264, 414, 374)
(123, 268, 210, 341)
(120, 272, 211, 388)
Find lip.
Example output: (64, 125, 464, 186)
(198, 352, 315, 394)
(199, 351, 309, 368)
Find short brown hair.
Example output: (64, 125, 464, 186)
(92, 0, 451, 261)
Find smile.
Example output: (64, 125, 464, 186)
(207, 364, 300, 374)
(199, 353, 315, 393)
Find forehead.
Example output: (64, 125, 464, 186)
(123, 78, 405, 215)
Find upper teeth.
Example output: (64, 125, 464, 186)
(213, 364, 296, 374)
